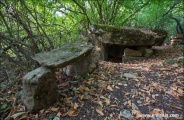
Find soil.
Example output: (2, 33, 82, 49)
(0, 45, 183, 120)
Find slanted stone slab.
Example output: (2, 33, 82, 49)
(21, 66, 58, 112)
(33, 43, 94, 68)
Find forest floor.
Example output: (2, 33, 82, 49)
(0, 45, 184, 120)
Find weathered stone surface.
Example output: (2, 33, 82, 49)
(90, 24, 167, 46)
(124, 48, 142, 57)
(33, 43, 94, 68)
(137, 46, 154, 57)
(64, 46, 100, 77)
(144, 48, 154, 57)
(21, 66, 58, 112)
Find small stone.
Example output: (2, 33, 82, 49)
(120, 109, 133, 120)
(122, 73, 136, 79)
(137, 100, 142, 104)
(124, 84, 128, 87)
(132, 103, 139, 110)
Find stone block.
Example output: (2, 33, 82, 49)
(64, 47, 100, 77)
(137, 46, 154, 58)
(124, 48, 142, 57)
(21, 66, 58, 112)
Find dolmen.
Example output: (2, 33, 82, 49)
(89, 24, 167, 61)
(21, 42, 99, 112)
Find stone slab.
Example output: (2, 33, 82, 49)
(90, 24, 167, 46)
(32, 43, 94, 68)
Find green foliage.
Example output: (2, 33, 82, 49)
(0, 0, 183, 63)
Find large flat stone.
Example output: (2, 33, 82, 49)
(32, 43, 94, 68)
(90, 24, 167, 46)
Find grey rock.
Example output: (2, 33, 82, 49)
(137, 46, 154, 57)
(90, 24, 167, 46)
(33, 43, 94, 68)
(137, 100, 142, 104)
(132, 103, 139, 110)
(64, 47, 100, 77)
(124, 48, 142, 57)
(21, 66, 58, 112)
(123, 73, 136, 79)
(120, 109, 133, 120)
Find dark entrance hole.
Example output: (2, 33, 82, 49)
(106, 44, 124, 63)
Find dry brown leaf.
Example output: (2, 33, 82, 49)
(117, 83, 123, 86)
(115, 86, 120, 89)
(100, 95, 107, 99)
(57, 112, 62, 117)
(78, 85, 90, 93)
(132, 110, 144, 119)
(97, 100, 103, 107)
(165, 90, 180, 100)
(106, 99, 111, 105)
(51, 107, 59, 112)
(73, 102, 80, 109)
(96, 108, 104, 116)
(107, 85, 114, 91)
(177, 88, 183, 95)
(65, 108, 78, 117)
(110, 104, 117, 107)
(166, 103, 183, 110)
(149, 108, 162, 114)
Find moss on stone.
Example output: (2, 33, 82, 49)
(70, 47, 82, 52)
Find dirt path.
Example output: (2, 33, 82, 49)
(1, 46, 183, 120)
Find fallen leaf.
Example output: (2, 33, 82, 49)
(149, 108, 162, 114)
(132, 110, 144, 119)
(73, 102, 79, 109)
(177, 88, 183, 95)
(107, 85, 114, 91)
(65, 108, 78, 117)
(105, 99, 111, 105)
(166, 103, 183, 110)
(56, 112, 62, 117)
(96, 108, 104, 116)
(97, 100, 103, 107)
(11, 112, 26, 119)
(117, 83, 123, 86)
(51, 107, 59, 112)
